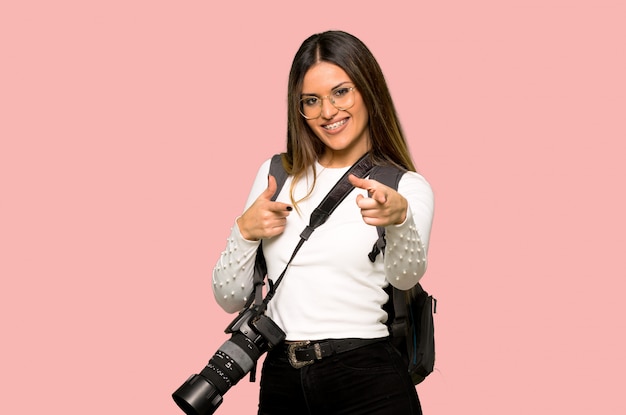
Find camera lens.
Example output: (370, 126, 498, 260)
(172, 374, 223, 415)
(173, 308, 285, 415)
(172, 333, 263, 415)
(206, 334, 261, 393)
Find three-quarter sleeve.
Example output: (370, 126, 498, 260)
(212, 223, 260, 313)
(383, 172, 434, 290)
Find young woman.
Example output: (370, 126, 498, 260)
(212, 30, 434, 415)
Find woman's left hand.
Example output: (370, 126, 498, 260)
(348, 174, 408, 227)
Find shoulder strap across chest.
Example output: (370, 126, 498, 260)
(267, 154, 406, 261)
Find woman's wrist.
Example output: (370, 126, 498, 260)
(236, 216, 259, 242)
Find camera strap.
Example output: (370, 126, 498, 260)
(254, 153, 375, 311)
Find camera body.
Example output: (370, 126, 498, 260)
(172, 306, 285, 415)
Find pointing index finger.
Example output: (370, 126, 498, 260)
(348, 174, 371, 190)
(349, 174, 384, 201)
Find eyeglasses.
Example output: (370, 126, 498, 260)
(298, 86, 356, 119)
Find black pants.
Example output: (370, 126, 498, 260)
(258, 338, 422, 415)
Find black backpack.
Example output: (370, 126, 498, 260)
(265, 154, 436, 384)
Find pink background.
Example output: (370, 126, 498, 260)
(2, 1, 625, 414)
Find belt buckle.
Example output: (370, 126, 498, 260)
(287, 341, 315, 369)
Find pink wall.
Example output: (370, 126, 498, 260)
(2, 1, 624, 414)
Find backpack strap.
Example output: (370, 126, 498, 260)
(365, 165, 412, 347)
(269, 154, 288, 201)
(367, 165, 406, 262)
(250, 154, 290, 307)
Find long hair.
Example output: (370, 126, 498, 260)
(284, 30, 416, 203)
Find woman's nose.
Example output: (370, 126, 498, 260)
(320, 98, 338, 120)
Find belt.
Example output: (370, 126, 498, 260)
(285, 338, 385, 369)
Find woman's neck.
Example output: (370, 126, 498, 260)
(318, 147, 370, 168)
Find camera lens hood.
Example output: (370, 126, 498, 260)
(172, 374, 223, 415)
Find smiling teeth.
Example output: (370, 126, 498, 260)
(323, 119, 347, 130)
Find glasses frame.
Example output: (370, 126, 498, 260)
(298, 86, 356, 120)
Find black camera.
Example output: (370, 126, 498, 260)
(172, 306, 285, 415)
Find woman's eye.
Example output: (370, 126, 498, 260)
(333, 87, 350, 97)
(302, 97, 319, 107)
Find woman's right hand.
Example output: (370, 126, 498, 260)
(236, 175, 292, 241)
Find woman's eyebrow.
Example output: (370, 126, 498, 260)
(301, 81, 352, 96)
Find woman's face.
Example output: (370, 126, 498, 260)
(301, 62, 370, 167)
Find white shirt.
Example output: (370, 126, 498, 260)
(212, 158, 434, 341)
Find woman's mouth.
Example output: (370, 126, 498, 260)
(322, 118, 348, 131)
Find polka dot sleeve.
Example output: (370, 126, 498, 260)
(383, 171, 434, 290)
(211, 221, 260, 313)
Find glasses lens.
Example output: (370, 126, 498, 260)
(332, 87, 354, 110)
(299, 96, 320, 119)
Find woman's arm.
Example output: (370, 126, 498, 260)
(211, 222, 261, 313)
(383, 172, 434, 290)
(211, 158, 293, 313)
(211, 159, 272, 313)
